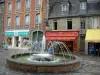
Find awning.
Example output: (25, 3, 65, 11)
(46, 37, 76, 41)
(85, 29, 100, 42)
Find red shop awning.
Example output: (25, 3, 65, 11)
(46, 36, 76, 41)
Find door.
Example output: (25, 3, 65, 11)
(80, 36, 85, 52)
(15, 37, 19, 47)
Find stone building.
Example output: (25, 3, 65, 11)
(46, 0, 100, 54)
(0, 0, 4, 47)
(4, 0, 47, 48)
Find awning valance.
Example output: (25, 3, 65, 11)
(85, 29, 100, 42)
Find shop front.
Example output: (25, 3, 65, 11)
(5, 30, 30, 48)
(85, 29, 100, 55)
(46, 31, 79, 52)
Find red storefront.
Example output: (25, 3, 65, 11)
(46, 31, 79, 52)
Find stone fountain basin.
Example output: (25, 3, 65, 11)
(6, 53, 81, 73)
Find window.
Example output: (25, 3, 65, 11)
(80, 2, 86, 9)
(53, 20, 57, 30)
(25, 0, 30, 8)
(25, 14, 30, 25)
(61, 4, 69, 11)
(67, 20, 72, 29)
(80, 18, 85, 29)
(8, 2, 12, 11)
(7, 17, 11, 26)
(36, 0, 41, 7)
(15, 16, 20, 25)
(16, 0, 21, 10)
(92, 17, 99, 28)
(35, 13, 41, 24)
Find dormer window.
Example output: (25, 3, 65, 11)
(80, 2, 86, 10)
(61, 4, 69, 11)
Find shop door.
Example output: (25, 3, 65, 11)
(15, 37, 19, 47)
(66, 41, 73, 52)
(80, 36, 85, 52)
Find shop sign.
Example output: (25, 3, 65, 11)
(46, 31, 78, 37)
(5, 32, 30, 36)
(5, 32, 14, 36)
(18, 32, 30, 36)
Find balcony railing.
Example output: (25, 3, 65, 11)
(14, 25, 20, 29)
(6, 25, 11, 30)
(24, 25, 30, 29)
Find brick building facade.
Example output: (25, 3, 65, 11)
(4, 0, 47, 48)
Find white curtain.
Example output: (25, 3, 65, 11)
(16, 0, 20, 10)
(36, 0, 41, 6)
(16, 16, 20, 25)
(92, 17, 98, 28)
(7, 17, 11, 26)
(25, 15, 30, 25)
(8, 2, 12, 11)
(36, 14, 41, 24)
(26, 0, 30, 8)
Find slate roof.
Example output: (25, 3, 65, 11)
(0, 0, 4, 3)
(49, 0, 100, 19)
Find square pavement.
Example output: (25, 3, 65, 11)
(0, 48, 100, 75)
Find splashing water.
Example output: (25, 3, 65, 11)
(41, 34, 46, 53)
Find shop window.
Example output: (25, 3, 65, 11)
(7, 37, 12, 45)
(16, 0, 21, 10)
(53, 21, 57, 30)
(25, 14, 30, 25)
(8, 2, 12, 11)
(67, 20, 72, 29)
(15, 16, 20, 25)
(80, 18, 85, 29)
(22, 37, 29, 47)
(25, 0, 30, 8)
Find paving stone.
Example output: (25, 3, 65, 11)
(0, 49, 100, 75)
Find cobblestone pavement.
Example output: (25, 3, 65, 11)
(0, 48, 100, 75)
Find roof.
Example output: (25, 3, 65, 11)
(0, 0, 4, 3)
(87, 0, 100, 3)
(49, 0, 100, 18)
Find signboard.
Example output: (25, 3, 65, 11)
(46, 31, 78, 41)
(5, 32, 30, 36)
(46, 31, 78, 37)
(5, 32, 14, 36)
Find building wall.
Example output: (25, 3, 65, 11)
(4, 0, 47, 48)
(4, 0, 47, 31)
(0, 2, 4, 47)
(48, 17, 81, 31)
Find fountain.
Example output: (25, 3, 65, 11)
(6, 32, 81, 73)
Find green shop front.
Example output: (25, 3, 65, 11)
(5, 30, 30, 48)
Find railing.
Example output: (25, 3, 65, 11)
(14, 25, 20, 29)
(24, 25, 30, 29)
(6, 25, 11, 30)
